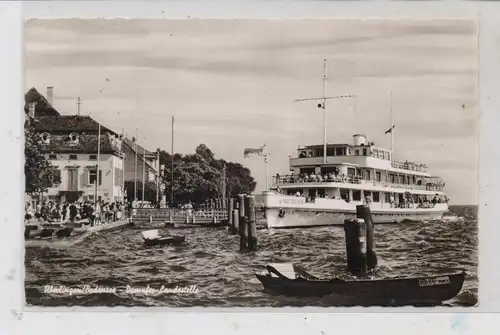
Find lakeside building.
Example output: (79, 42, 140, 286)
(25, 87, 125, 203)
(122, 137, 159, 185)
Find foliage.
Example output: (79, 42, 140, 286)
(24, 116, 61, 195)
(159, 144, 256, 206)
(124, 180, 158, 203)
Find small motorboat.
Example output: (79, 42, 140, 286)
(255, 263, 465, 306)
(141, 229, 186, 247)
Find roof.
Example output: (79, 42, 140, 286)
(300, 144, 353, 150)
(123, 137, 155, 156)
(38, 133, 121, 155)
(34, 115, 115, 134)
(24, 87, 60, 117)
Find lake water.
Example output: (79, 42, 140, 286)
(25, 206, 478, 307)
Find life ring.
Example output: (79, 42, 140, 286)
(278, 209, 285, 218)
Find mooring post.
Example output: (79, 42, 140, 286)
(227, 198, 234, 227)
(238, 194, 247, 251)
(343, 218, 367, 275)
(232, 209, 239, 235)
(186, 211, 190, 224)
(149, 215, 152, 223)
(246, 195, 257, 251)
(169, 210, 173, 225)
(356, 204, 378, 270)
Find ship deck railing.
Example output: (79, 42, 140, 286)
(273, 174, 444, 192)
(391, 160, 428, 173)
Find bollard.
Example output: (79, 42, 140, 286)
(239, 195, 248, 251)
(246, 195, 258, 251)
(356, 204, 378, 270)
(169, 211, 173, 225)
(238, 194, 246, 220)
(343, 218, 367, 275)
(232, 209, 239, 235)
(149, 215, 152, 223)
(227, 198, 234, 227)
(186, 212, 190, 224)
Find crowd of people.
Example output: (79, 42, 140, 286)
(274, 172, 445, 191)
(24, 200, 130, 226)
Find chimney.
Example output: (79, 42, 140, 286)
(28, 102, 36, 118)
(46, 86, 54, 106)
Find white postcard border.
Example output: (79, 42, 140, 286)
(1, 1, 499, 334)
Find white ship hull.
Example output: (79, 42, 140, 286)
(262, 192, 448, 229)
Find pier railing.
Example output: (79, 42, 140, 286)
(272, 174, 444, 192)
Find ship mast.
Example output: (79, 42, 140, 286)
(295, 58, 355, 164)
(390, 91, 394, 161)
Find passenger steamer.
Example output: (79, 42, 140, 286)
(263, 133, 448, 229)
(262, 59, 448, 229)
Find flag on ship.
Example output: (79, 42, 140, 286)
(385, 125, 395, 134)
(244, 144, 266, 158)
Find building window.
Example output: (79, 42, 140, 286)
(363, 148, 367, 156)
(373, 192, 380, 202)
(352, 190, 361, 201)
(366, 170, 371, 180)
(69, 154, 78, 160)
(376, 171, 381, 182)
(48, 154, 57, 160)
(355, 149, 359, 156)
(69, 133, 79, 144)
(89, 169, 102, 185)
(385, 193, 392, 203)
(89, 155, 97, 160)
(40, 133, 50, 144)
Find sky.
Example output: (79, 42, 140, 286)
(24, 19, 478, 205)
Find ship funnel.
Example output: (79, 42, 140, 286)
(353, 134, 367, 146)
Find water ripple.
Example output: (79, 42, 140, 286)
(25, 207, 478, 307)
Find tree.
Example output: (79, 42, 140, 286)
(24, 116, 61, 196)
(124, 180, 158, 203)
(158, 144, 256, 206)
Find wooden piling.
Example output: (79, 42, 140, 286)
(238, 194, 246, 219)
(246, 195, 257, 251)
(343, 218, 367, 275)
(356, 204, 378, 270)
(232, 209, 239, 234)
(238, 195, 248, 251)
(227, 198, 234, 227)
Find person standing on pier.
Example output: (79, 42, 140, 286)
(25, 202, 33, 224)
(69, 202, 77, 223)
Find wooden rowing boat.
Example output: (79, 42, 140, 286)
(255, 263, 465, 305)
(141, 229, 186, 247)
